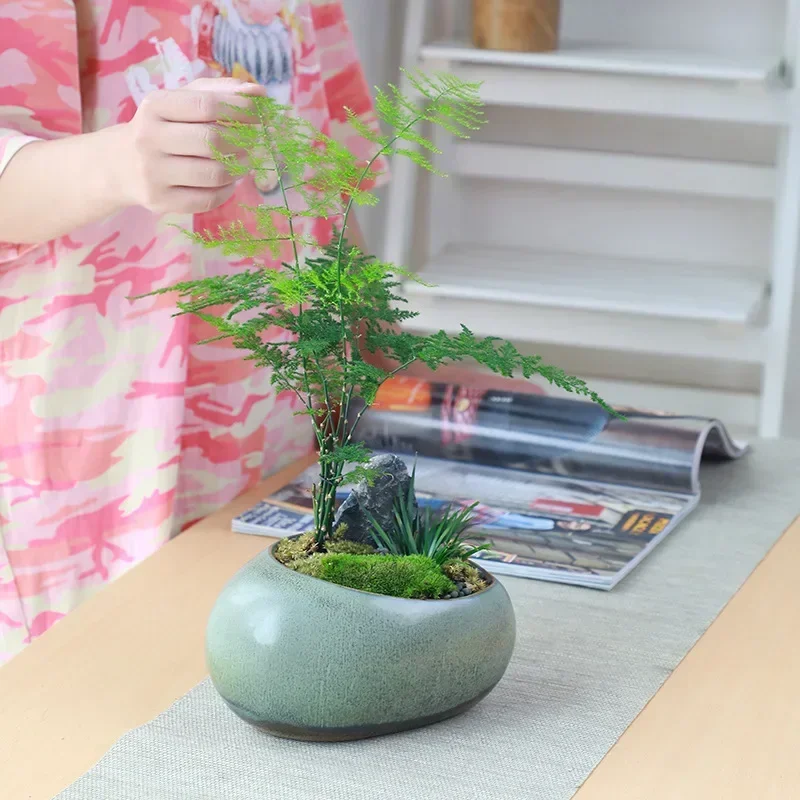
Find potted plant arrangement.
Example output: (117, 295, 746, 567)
(147, 71, 609, 741)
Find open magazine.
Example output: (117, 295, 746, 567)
(233, 377, 747, 589)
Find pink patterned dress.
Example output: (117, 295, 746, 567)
(0, 0, 387, 664)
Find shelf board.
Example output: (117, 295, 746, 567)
(408, 244, 767, 324)
(402, 245, 767, 363)
(452, 142, 776, 201)
(417, 40, 787, 123)
(421, 39, 779, 84)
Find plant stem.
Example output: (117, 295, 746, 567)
(345, 358, 417, 442)
(331, 87, 449, 443)
(260, 112, 338, 445)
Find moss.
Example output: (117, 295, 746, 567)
(290, 552, 326, 576)
(289, 553, 456, 599)
(274, 532, 316, 565)
(443, 559, 488, 593)
(321, 523, 377, 555)
(325, 539, 377, 555)
(275, 526, 376, 569)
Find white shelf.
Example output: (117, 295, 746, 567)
(390, 0, 800, 436)
(404, 292, 763, 364)
(402, 245, 766, 362)
(417, 40, 788, 124)
(406, 244, 768, 325)
(452, 142, 776, 201)
(421, 39, 780, 84)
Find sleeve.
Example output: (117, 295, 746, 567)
(0, 1, 82, 264)
(0, 132, 43, 264)
(0, 133, 41, 178)
(309, 1, 390, 191)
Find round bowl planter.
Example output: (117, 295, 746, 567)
(206, 538, 516, 741)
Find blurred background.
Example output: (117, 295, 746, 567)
(342, 0, 800, 440)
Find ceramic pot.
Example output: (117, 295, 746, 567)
(206, 539, 516, 741)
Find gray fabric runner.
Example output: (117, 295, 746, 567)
(55, 442, 798, 800)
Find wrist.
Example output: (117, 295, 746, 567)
(95, 124, 138, 212)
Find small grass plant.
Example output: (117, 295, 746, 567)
(365, 465, 491, 566)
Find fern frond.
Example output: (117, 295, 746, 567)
(135, 72, 616, 545)
(344, 106, 388, 146)
(389, 147, 446, 176)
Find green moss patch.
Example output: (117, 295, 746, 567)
(290, 553, 456, 599)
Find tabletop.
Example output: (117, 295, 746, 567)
(2, 444, 800, 800)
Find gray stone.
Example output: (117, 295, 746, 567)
(333, 454, 415, 545)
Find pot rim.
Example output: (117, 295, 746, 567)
(267, 536, 497, 603)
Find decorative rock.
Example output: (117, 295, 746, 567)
(333, 454, 416, 545)
(448, 591, 460, 599)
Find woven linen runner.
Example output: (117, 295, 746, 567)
(55, 450, 794, 800)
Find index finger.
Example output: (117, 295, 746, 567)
(150, 86, 265, 124)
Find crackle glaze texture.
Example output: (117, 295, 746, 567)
(206, 543, 516, 740)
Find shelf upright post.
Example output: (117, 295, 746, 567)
(382, 0, 429, 267)
(760, 0, 800, 437)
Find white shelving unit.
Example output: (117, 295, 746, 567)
(384, 0, 800, 438)
(421, 40, 780, 83)
(407, 245, 768, 324)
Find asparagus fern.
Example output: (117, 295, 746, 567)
(144, 70, 612, 546)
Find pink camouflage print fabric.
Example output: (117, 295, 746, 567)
(0, 0, 388, 664)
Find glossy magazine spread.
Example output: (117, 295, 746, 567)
(233, 377, 747, 589)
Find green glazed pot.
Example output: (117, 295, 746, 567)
(206, 539, 516, 741)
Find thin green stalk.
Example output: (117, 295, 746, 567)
(344, 357, 417, 443)
(332, 87, 450, 429)
(260, 114, 338, 448)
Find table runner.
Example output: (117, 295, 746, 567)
(55, 450, 795, 800)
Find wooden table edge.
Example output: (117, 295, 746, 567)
(573, 512, 800, 798)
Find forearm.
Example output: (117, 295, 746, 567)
(0, 126, 129, 246)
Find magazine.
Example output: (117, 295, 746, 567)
(233, 377, 747, 589)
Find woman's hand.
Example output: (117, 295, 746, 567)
(120, 78, 265, 214)
(0, 78, 264, 246)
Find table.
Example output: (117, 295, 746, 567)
(2, 445, 799, 800)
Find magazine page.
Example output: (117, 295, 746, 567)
(409, 458, 694, 588)
(349, 378, 747, 495)
(233, 456, 694, 589)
